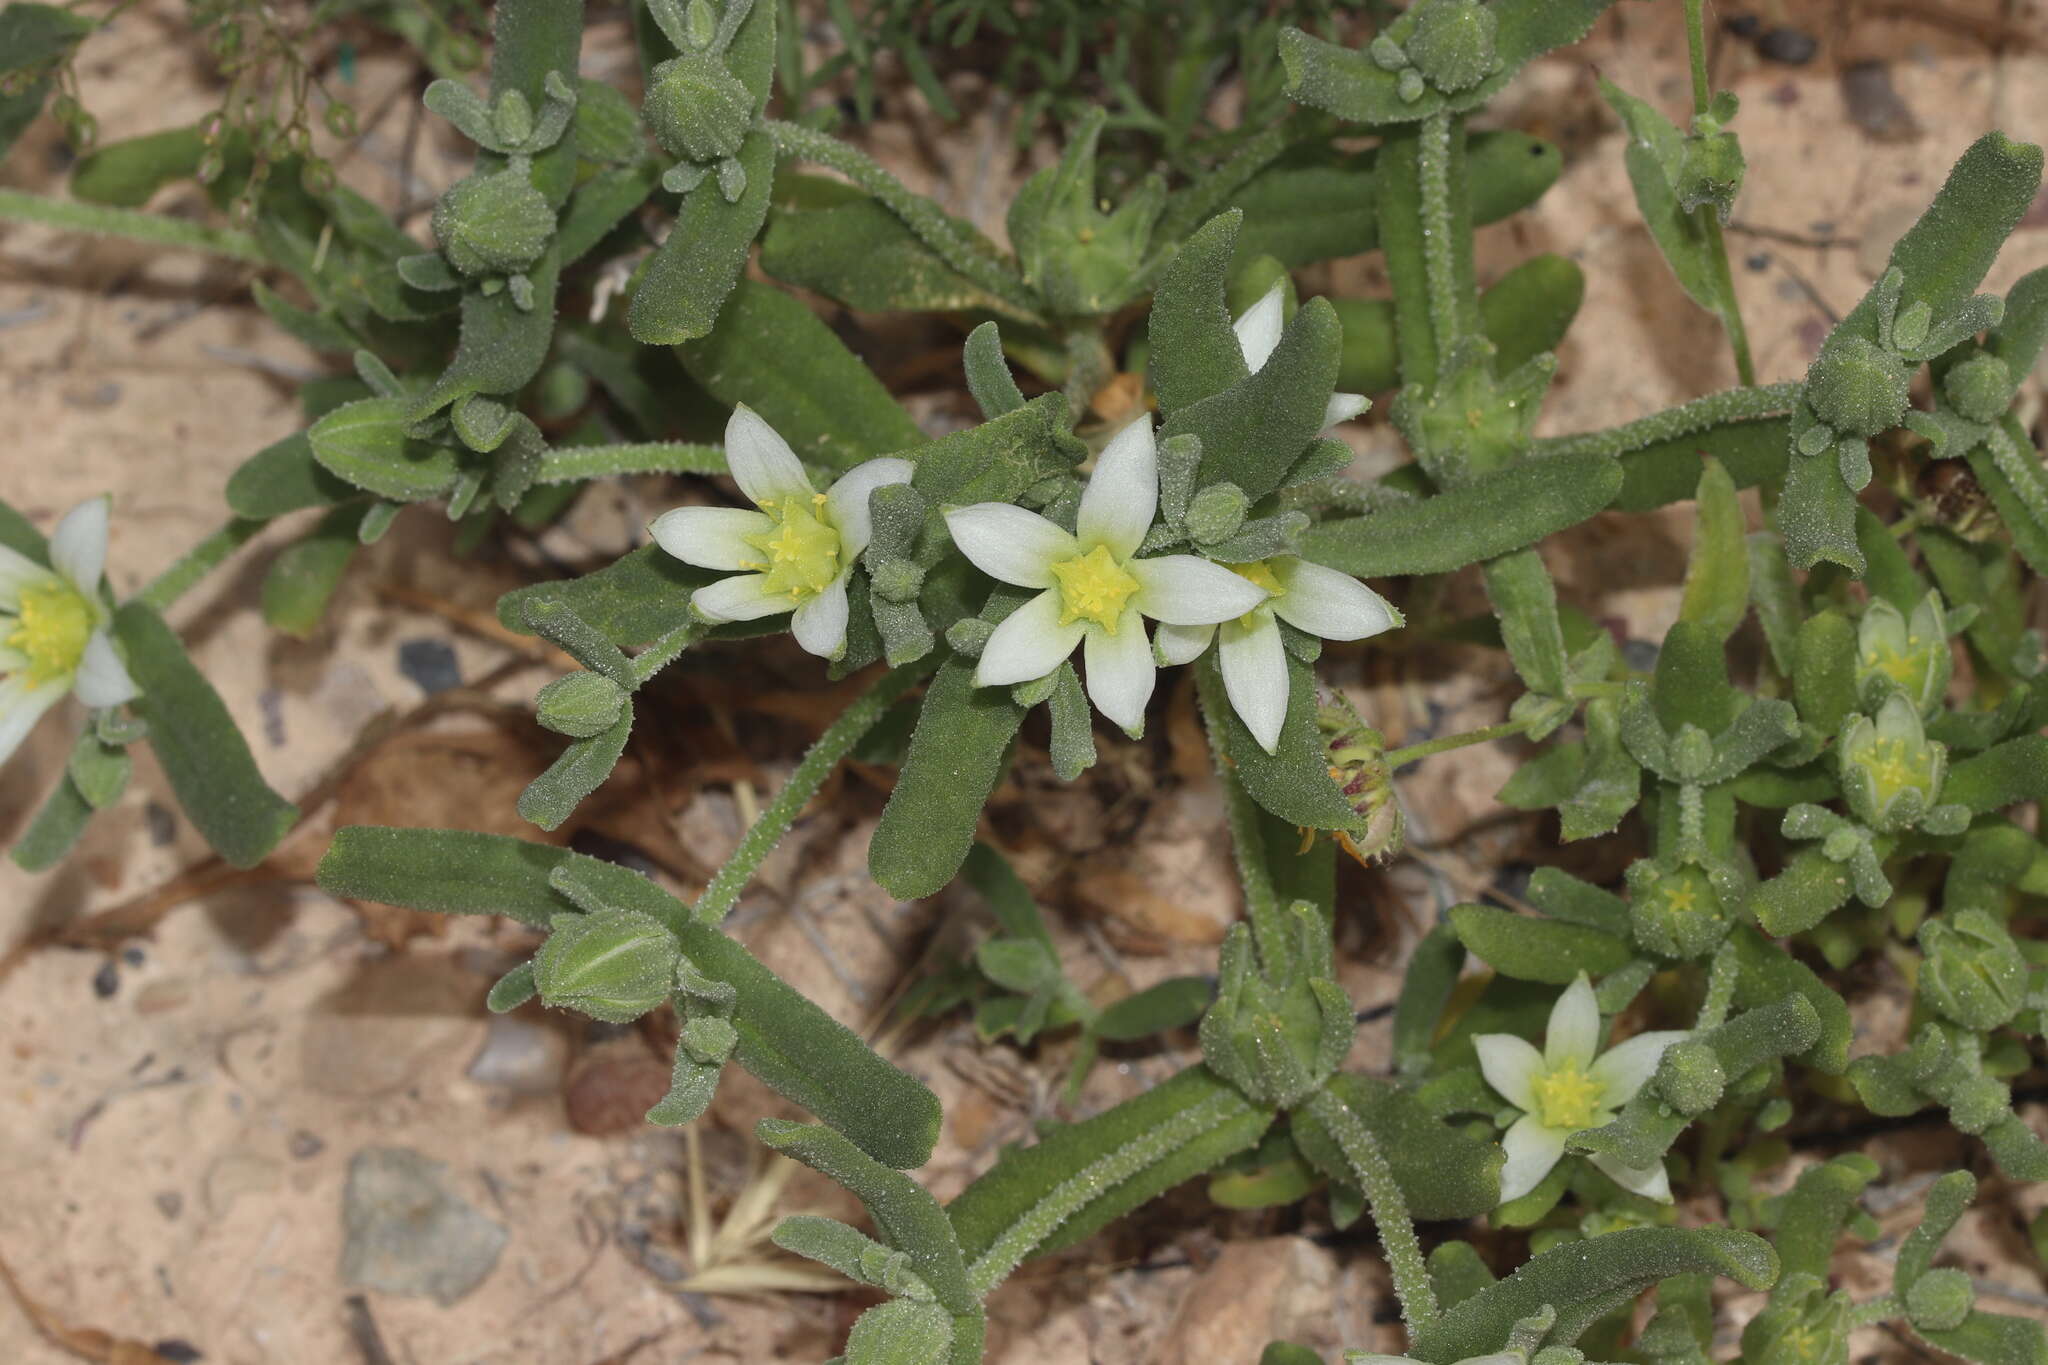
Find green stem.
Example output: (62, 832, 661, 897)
(1414, 110, 1467, 359)
(1697, 938, 1741, 1030)
(133, 518, 268, 612)
(1194, 662, 1278, 920)
(533, 442, 728, 484)
(1533, 382, 1799, 460)
(1682, 0, 1713, 113)
(1384, 718, 1531, 769)
(1302, 1085, 1438, 1332)
(629, 622, 701, 686)
(1679, 0, 1757, 386)
(762, 120, 1041, 318)
(0, 189, 267, 263)
(692, 657, 935, 925)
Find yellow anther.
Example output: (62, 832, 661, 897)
(1230, 559, 1284, 629)
(1662, 880, 1698, 915)
(6, 578, 92, 685)
(742, 496, 844, 605)
(1533, 1062, 1605, 1131)
(1050, 544, 1140, 631)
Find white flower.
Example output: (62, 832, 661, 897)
(942, 416, 1270, 735)
(1475, 973, 1687, 1204)
(1235, 282, 1368, 431)
(1154, 557, 1400, 754)
(0, 496, 137, 767)
(650, 406, 913, 662)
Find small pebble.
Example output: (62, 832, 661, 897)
(144, 801, 178, 847)
(259, 689, 287, 747)
(290, 1130, 327, 1160)
(92, 960, 119, 999)
(122, 946, 146, 967)
(153, 1342, 204, 1364)
(1746, 253, 1771, 272)
(1757, 27, 1818, 65)
(1723, 13, 1761, 37)
(155, 1191, 183, 1220)
(396, 637, 462, 694)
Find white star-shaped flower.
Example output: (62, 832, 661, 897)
(1234, 281, 1368, 431)
(1475, 973, 1687, 1204)
(0, 496, 137, 767)
(943, 416, 1270, 735)
(650, 406, 913, 662)
(1153, 556, 1399, 754)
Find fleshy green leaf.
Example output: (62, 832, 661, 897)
(1678, 457, 1749, 641)
(308, 396, 462, 501)
(628, 130, 775, 343)
(870, 658, 1027, 900)
(1448, 903, 1632, 983)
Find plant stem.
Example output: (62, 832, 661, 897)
(1194, 662, 1278, 920)
(1302, 1085, 1439, 1332)
(630, 622, 701, 686)
(1384, 718, 1531, 770)
(692, 658, 936, 925)
(1682, 0, 1713, 113)
(534, 443, 728, 484)
(0, 189, 268, 263)
(1697, 938, 1741, 1030)
(1533, 382, 1798, 460)
(1414, 110, 1470, 362)
(133, 518, 268, 612)
(1679, 0, 1757, 386)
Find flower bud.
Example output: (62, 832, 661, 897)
(1404, 0, 1499, 94)
(1200, 903, 1352, 1108)
(534, 909, 680, 1023)
(1919, 910, 2027, 1031)
(431, 167, 555, 277)
(869, 558, 925, 604)
(1856, 591, 1951, 716)
(945, 617, 994, 658)
(536, 671, 628, 738)
(1185, 483, 1249, 545)
(1627, 862, 1731, 960)
(1676, 126, 1745, 221)
(1905, 1268, 1974, 1332)
(678, 1013, 738, 1066)
(1807, 336, 1913, 438)
(1654, 1038, 1727, 1116)
(645, 52, 752, 163)
(1838, 694, 1947, 832)
(1943, 350, 2013, 423)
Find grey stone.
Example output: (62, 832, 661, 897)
(341, 1147, 507, 1306)
(396, 637, 462, 694)
(466, 1013, 568, 1095)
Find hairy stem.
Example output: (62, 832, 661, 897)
(1533, 382, 1799, 460)
(1195, 662, 1278, 920)
(629, 622, 701, 686)
(692, 657, 936, 925)
(1384, 718, 1532, 770)
(1415, 110, 1467, 360)
(0, 189, 268, 263)
(1303, 1085, 1439, 1331)
(133, 518, 269, 612)
(534, 443, 728, 484)
(1680, 0, 1757, 385)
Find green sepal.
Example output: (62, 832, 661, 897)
(112, 601, 297, 868)
(1447, 903, 1632, 984)
(65, 727, 131, 811)
(1046, 662, 1096, 781)
(628, 129, 775, 344)
(909, 392, 1080, 508)
(485, 960, 539, 1012)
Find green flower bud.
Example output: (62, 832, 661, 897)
(1670, 723, 1715, 782)
(1627, 862, 1731, 960)
(1743, 1275, 1852, 1365)
(1200, 902, 1353, 1108)
(1318, 703, 1403, 865)
(1405, 0, 1499, 94)
(1919, 910, 2028, 1031)
(869, 558, 926, 604)
(1186, 483, 1249, 544)
(1947, 1071, 2010, 1134)
(1807, 336, 1913, 438)
(534, 909, 680, 1023)
(1013, 114, 1165, 315)
(431, 167, 555, 277)
(536, 671, 628, 738)
(1905, 1267, 1974, 1332)
(945, 617, 994, 658)
(1943, 350, 2013, 423)
(1856, 591, 1951, 716)
(645, 51, 752, 163)
(1654, 1037, 1727, 1116)
(678, 1013, 738, 1065)
(1838, 694, 1947, 832)
(1676, 126, 1745, 221)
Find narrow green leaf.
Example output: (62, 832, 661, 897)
(1162, 295, 1341, 500)
(1197, 651, 1357, 831)
(1448, 903, 1632, 983)
(497, 545, 715, 648)
(1094, 977, 1213, 1042)
(870, 658, 1026, 900)
(10, 774, 95, 873)
(70, 125, 205, 206)
(261, 504, 361, 637)
(1484, 547, 1568, 697)
(316, 826, 586, 928)
(1148, 210, 1250, 413)
(629, 131, 775, 344)
(1679, 458, 1749, 641)
(1944, 735, 2048, 814)
(518, 702, 632, 831)
(1292, 1073, 1504, 1220)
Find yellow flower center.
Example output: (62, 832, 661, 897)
(1533, 1062, 1605, 1131)
(1864, 642, 1924, 687)
(7, 578, 93, 685)
(1050, 544, 1140, 631)
(1866, 737, 1921, 799)
(1229, 559, 1284, 629)
(1662, 880, 1698, 915)
(742, 494, 842, 604)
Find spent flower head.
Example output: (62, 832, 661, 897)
(651, 406, 912, 661)
(1476, 973, 1686, 1203)
(0, 496, 137, 766)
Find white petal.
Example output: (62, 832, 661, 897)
(1321, 391, 1369, 431)
(1128, 555, 1269, 625)
(976, 588, 1084, 687)
(724, 405, 813, 507)
(789, 571, 851, 660)
(1219, 616, 1288, 754)
(825, 458, 916, 561)
(1589, 1030, 1688, 1107)
(1272, 559, 1401, 641)
(50, 495, 110, 592)
(944, 504, 1077, 590)
(1152, 622, 1214, 667)
(1590, 1150, 1673, 1203)
(1498, 1113, 1568, 1204)
(691, 573, 794, 623)
(1076, 416, 1157, 560)
(0, 674, 66, 769)
(1474, 1033, 1544, 1113)
(0, 542, 49, 611)
(649, 505, 774, 572)
(1545, 974, 1601, 1071)
(1233, 282, 1285, 372)
(71, 629, 138, 707)
(1083, 608, 1154, 736)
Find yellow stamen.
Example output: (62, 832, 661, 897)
(6, 578, 93, 685)
(1228, 559, 1284, 629)
(1533, 1062, 1605, 1131)
(742, 496, 843, 605)
(1050, 544, 1140, 631)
